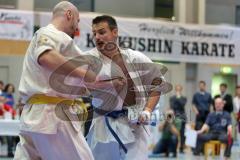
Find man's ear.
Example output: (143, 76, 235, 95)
(112, 28, 118, 37)
(66, 10, 72, 20)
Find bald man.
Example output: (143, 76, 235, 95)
(194, 98, 233, 159)
(14, 1, 95, 160)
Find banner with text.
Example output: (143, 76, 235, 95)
(36, 12, 240, 64)
(0, 9, 34, 41)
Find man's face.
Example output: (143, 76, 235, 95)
(215, 98, 224, 111)
(236, 88, 240, 96)
(92, 22, 118, 53)
(175, 85, 182, 93)
(199, 82, 205, 91)
(220, 85, 226, 94)
(7, 85, 14, 93)
(66, 9, 80, 38)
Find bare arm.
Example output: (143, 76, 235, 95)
(197, 124, 209, 134)
(144, 77, 162, 112)
(144, 91, 160, 112)
(192, 105, 199, 115)
(169, 124, 180, 136)
(138, 77, 161, 124)
(158, 122, 165, 131)
(227, 125, 232, 136)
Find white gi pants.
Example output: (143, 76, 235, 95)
(14, 121, 94, 160)
(89, 123, 149, 160)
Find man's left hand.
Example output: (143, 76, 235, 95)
(138, 110, 151, 125)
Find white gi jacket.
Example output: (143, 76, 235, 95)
(19, 24, 86, 134)
(84, 48, 155, 160)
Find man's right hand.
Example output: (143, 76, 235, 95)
(196, 130, 202, 135)
(193, 106, 199, 115)
(195, 110, 199, 115)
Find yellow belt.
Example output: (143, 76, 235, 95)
(27, 94, 89, 121)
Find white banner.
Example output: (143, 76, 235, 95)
(0, 9, 33, 41)
(39, 12, 240, 64)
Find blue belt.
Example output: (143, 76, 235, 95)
(105, 109, 128, 153)
(106, 109, 128, 119)
(104, 109, 157, 154)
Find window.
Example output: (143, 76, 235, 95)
(34, 0, 60, 11)
(0, 0, 16, 9)
(69, 0, 94, 12)
(34, 0, 94, 12)
(154, 0, 174, 19)
(235, 5, 240, 26)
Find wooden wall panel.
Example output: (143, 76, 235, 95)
(0, 40, 30, 55)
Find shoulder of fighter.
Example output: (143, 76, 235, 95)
(127, 48, 152, 63)
(120, 48, 143, 56)
(82, 48, 96, 55)
(82, 48, 99, 57)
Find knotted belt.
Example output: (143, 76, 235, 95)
(26, 94, 89, 122)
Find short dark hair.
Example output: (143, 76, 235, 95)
(199, 80, 206, 85)
(0, 80, 3, 86)
(92, 15, 118, 30)
(220, 83, 227, 88)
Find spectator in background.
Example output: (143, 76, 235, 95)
(233, 86, 240, 141)
(0, 84, 16, 119)
(2, 83, 15, 109)
(0, 81, 4, 147)
(0, 80, 5, 112)
(1, 83, 16, 157)
(214, 83, 233, 113)
(0, 80, 4, 95)
(16, 97, 24, 117)
(169, 84, 187, 153)
(0, 80, 5, 117)
(194, 98, 233, 159)
(192, 81, 212, 130)
(152, 109, 181, 158)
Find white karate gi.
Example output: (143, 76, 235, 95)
(84, 48, 156, 160)
(14, 24, 94, 160)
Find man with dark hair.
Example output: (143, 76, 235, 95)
(92, 15, 117, 29)
(85, 15, 165, 160)
(192, 81, 212, 130)
(214, 83, 233, 113)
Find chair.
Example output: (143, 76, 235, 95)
(204, 140, 226, 160)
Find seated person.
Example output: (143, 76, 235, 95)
(0, 96, 7, 117)
(152, 109, 180, 157)
(194, 97, 233, 159)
